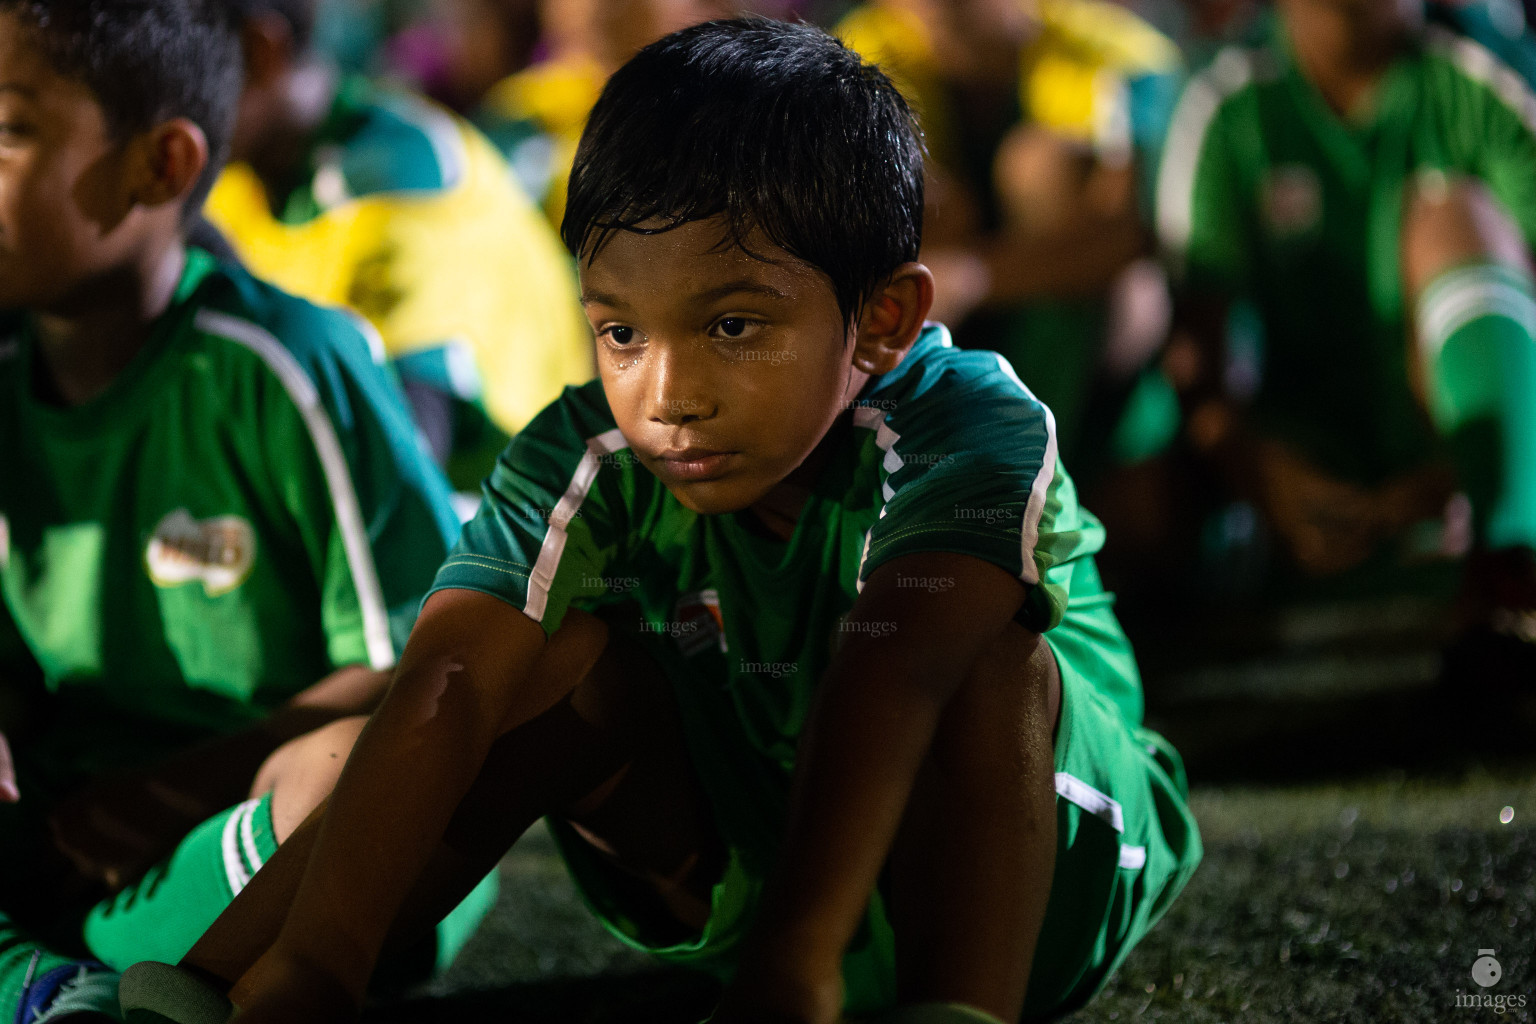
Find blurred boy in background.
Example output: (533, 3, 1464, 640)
(207, 0, 591, 491)
(472, 0, 736, 220)
(0, 0, 490, 1019)
(1157, 0, 1536, 685)
(838, 0, 1184, 474)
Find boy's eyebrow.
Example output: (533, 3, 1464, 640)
(580, 281, 790, 308)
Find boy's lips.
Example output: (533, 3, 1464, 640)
(653, 446, 738, 482)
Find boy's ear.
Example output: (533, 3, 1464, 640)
(128, 119, 210, 210)
(850, 262, 935, 376)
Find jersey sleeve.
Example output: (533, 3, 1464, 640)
(206, 300, 460, 672)
(345, 130, 593, 435)
(1430, 29, 1536, 249)
(1156, 61, 1253, 295)
(857, 345, 1106, 634)
(430, 383, 628, 636)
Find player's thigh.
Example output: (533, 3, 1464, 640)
(553, 616, 723, 888)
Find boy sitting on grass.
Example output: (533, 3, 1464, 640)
(122, 18, 1202, 1024)
(0, 0, 493, 1019)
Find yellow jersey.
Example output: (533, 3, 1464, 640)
(206, 79, 592, 455)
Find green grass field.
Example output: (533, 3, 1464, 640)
(363, 609, 1536, 1023)
(367, 765, 1534, 1023)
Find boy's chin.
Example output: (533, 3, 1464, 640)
(662, 477, 774, 518)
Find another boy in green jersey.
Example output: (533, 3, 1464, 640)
(122, 19, 1201, 1024)
(0, 1, 489, 1020)
(1156, 0, 1536, 649)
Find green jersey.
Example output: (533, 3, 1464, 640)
(434, 324, 1140, 857)
(0, 248, 457, 776)
(1156, 19, 1536, 482)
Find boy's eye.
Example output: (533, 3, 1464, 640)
(603, 325, 639, 346)
(711, 318, 761, 340)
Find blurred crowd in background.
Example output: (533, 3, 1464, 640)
(211, 0, 1536, 676)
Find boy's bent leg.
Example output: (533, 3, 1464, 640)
(886, 613, 1202, 1022)
(1404, 176, 1536, 561)
(172, 609, 720, 993)
(86, 719, 370, 974)
(885, 621, 1060, 1022)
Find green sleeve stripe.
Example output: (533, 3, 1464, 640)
(1155, 48, 1255, 266)
(991, 353, 1059, 586)
(1426, 25, 1536, 137)
(194, 309, 395, 670)
(524, 426, 628, 623)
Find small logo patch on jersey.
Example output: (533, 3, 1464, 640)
(673, 589, 727, 657)
(145, 509, 256, 597)
(1262, 165, 1322, 237)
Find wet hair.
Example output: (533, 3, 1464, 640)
(562, 17, 925, 327)
(224, 0, 315, 51)
(0, 0, 244, 212)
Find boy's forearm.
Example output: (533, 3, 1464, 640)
(262, 655, 517, 1000)
(241, 592, 550, 1004)
(748, 648, 958, 966)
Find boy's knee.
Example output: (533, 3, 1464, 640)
(953, 622, 1061, 747)
(1402, 173, 1530, 299)
(251, 715, 369, 844)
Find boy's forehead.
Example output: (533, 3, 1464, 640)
(0, 13, 97, 114)
(579, 219, 831, 305)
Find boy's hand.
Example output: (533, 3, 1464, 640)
(225, 945, 360, 1024)
(706, 955, 842, 1024)
(0, 731, 17, 802)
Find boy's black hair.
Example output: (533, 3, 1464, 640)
(1, 0, 244, 213)
(563, 18, 925, 327)
(224, 0, 315, 51)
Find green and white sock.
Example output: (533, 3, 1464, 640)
(1418, 261, 1536, 551)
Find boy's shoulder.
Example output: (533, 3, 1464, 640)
(183, 248, 385, 384)
(322, 79, 473, 202)
(866, 323, 1051, 426)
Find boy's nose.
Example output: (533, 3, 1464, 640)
(645, 345, 716, 425)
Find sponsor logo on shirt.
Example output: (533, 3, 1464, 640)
(673, 588, 728, 657)
(1261, 164, 1322, 237)
(145, 509, 256, 597)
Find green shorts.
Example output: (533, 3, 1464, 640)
(548, 602, 1202, 1019)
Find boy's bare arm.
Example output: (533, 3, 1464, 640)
(715, 550, 1041, 1020)
(226, 588, 550, 1021)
